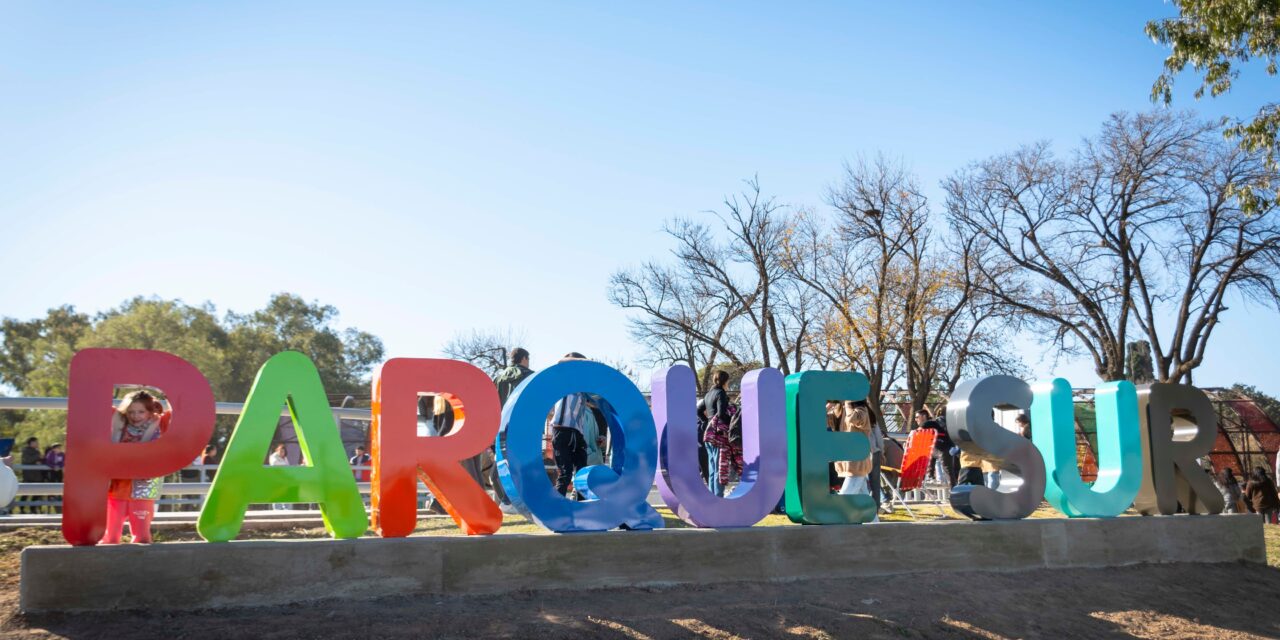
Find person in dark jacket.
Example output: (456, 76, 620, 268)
(703, 370, 731, 498)
(19, 437, 43, 482)
(915, 409, 956, 487)
(490, 348, 533, 508)
(494, 348, 534, 406)
(1243, 466, 1279, 524)
(15, 437, 44, 514)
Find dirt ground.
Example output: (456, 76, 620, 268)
(1, 519, 1279, 639)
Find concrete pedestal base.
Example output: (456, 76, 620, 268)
(20, 514, 1266, 613)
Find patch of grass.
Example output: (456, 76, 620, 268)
(1265, 523, 1280, 569)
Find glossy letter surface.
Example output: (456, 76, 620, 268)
(1032, 379, 1142, 517)
(496, 360, 662, 532)
(654, 365, 787, 527)
(1133, 383, 1225, 515)
(947, 375, 1045, 520)
(198, 351, 367, 541)
(371, 358, 502, 536)
(63, 349, 215, 546)
(784, 371, 876, 525)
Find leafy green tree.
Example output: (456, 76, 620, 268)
(1230, 383, 1280, 426)
(1148, 0, 1280, 210)
(86, 298, 233, 391)
(0, 306, 91, 395)
(0, 306, 91, 447)
(0, 294, 385, 446)
(224, 293, 384, 401)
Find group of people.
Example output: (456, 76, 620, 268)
(910, 408, 1032, 491)
(691, 370, 890, 515)
(1218, 466, 1280, 523)
(18, 437, 65, 483)
(38, 353, 1280, 544)
(11, 436, 66, 514)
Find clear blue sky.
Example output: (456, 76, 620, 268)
(1, 2, 1276, 396)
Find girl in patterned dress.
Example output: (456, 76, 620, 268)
(101, 390, 168, 544)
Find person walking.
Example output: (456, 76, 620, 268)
(1243, 466, 1279, 524)
(491, 348, 533, 508)
(1220, 468, 1245, 514)
(548, 352, 591, 498)
(702, 370, 732, 498)
(494, 348, 534, 406)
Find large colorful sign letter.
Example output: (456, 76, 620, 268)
(198, 351, 367, 542)
(1032, 378, 1142, 517)
(948, 375, 1045, 520)
(784, 371, 876, 525)
(496, 360, 662, 532)
(63, 349, 215, 546)
(1133, 383, 1225, 515)
(654, 365, 787, 527)
(371, 358, 502, 537)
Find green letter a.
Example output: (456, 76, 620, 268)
(198, 351, 367, 542)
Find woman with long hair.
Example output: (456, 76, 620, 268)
(1220, 468, 1245, 514)
(832, 402, 878, 522)
(1244, 466, 1279, 524)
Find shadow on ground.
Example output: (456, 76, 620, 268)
(7, 561, 1280, 639)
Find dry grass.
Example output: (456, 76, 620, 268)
(1266, 523, 1280, 568)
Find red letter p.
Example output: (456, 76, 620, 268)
(63, 349, 215, 545)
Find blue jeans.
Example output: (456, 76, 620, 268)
(705, 442, 724, 497)
(984, 471, 1001, 490)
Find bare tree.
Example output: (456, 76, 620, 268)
(946, 111, 1280, 383)
(784, 157, 919, 422)
(610, 177, 808, 391)
(442, 327, 528, 378)
(1130, 129, 1280, 382)
(785, 156, 1015, 419)
(609, 260, 742, 390)
(907, 235, 1025, 405)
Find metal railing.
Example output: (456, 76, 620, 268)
(1, 395, 376, 512)
(0, 396, 371, 420)
(6, 464, 381, 512)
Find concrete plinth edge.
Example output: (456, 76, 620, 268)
(19, 514, 1266, 613)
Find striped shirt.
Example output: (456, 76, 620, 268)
(550, 393, 588, 433)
